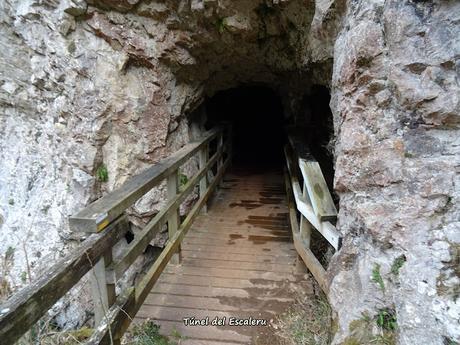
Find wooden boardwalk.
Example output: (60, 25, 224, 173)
(136, 167, 312, 345)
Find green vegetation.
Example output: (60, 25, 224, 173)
(126, 321, 178, 345)
(5, 246, 15, 259)
(376, 308, 397, 331)
(390, 255, 406, 276)
(216, 18, 228, 34)
(344, 310, 397, 345)
(277, 292, 332, 345)
(372, 264, 385, 292)
(8, 198, 14, 205)
(179, 173, 188, 188)
(41, 204, 51, 214)
(404, 152, 414, 158)
(96, 164, 109, 182)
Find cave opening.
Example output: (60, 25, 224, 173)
(299, 85, 336, 204)
(205, 85, 286, 170)
(201, 83, 338, 268)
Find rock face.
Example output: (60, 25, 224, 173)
(328, 1, 460, 344)
(0, 0, 458, 343)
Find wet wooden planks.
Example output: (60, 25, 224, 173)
(135, 168, 310, 345)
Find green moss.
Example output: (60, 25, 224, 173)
(371, 264, 385, 292)
(96, 164, 109, 182)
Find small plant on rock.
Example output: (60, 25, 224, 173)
(179, 173, 188, 188)
(372, 263, 385, 292)
(376, 308, 397, 331)
(96, 164, 109, 182)
(216, 18, 228, 34)
(127, 320, 177, 345)
(391, 255, 406, 276)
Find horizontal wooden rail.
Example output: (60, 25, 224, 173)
(69, 127, 221, 233)
(106, 146, 223, 283)
(0, 216, 128, 344)
(0, 124, 232, 345)
(284, 132, 342, 294)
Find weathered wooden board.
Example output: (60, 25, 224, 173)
(69, 128, 220, 233)
(0, 216, 128, 345)
(299, 159, 337, 221)
(293, 232, 328, 293)
(285, 143, 341, 250)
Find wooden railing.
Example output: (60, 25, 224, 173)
(0, 124, 232, 345)
(284, 132, 342, 293)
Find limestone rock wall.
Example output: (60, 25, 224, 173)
(0, 0, 459, 343)
(329, 1, 460, 344)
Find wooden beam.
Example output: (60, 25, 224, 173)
(293, 232, 328, 293)
(90, 257, 110, 326)
(69, 128, 221, 233)
(299, 183, 312, 248)
(0, 216, 128, 345)
(167, 170, 181, 265)
(284, 169, 328, 293)
(285, 145, 341, 250)
(296, 197, 341, 250)
(199, 143, 209, 214)
(299, 158, 337, 221)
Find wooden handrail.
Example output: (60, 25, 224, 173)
(0, 216, 128, 344)
(284, 132, 342, 294)
(0, 124, 232, 345)
(69, 127, 221, 233)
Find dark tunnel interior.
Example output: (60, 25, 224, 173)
(301, 85, 336, 201)
(205, 85, 286, 170)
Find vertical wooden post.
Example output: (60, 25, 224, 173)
(217, 131, 224, 188)
(227, 124, 233, 168)
(104, 249, 121, 345)
(90, 257, 109, 326)
(199, 143, 209, 214)
(299, 183, 312, 248)
(90, 217, 128, 344)
(167, 170, 181, 264)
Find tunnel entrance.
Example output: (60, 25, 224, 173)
(205, 86, 286, 169)
(300, 85, 336, 201)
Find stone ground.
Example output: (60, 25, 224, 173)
(134, 167, 314, 345)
